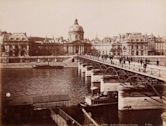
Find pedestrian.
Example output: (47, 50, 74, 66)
(123, 59, 125, 64)
(119, 58, 122, 64)
(143, 62, 147, 72)
(128, 59, 130, 65)
(140, 59, 143, 66)
(157, 60, 159, 66)
(145, 59, 148, 63)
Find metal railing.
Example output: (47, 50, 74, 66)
(79, 55, 166, 81)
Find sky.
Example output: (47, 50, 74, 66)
(0, 0, 166, 39)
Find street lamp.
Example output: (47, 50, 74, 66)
(6, 92, 11, 98)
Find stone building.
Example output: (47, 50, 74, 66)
(64, 19, 91, 55)
(29, 37, 65, 56)
(68, 19, 84, 42)
(91, 37, 112, 55)
(2, 32, 30, 57)
(0, 19, 92, 58)
(110, 33, 155, 56)
(91, 33, 166, 57)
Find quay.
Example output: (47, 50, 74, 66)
(0, 55, 77, 68)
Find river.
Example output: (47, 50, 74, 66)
(1, 67, 163, 125)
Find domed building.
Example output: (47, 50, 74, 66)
(68, 19, 84, 42)
(62, 19, 92, 55)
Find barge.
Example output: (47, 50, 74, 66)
(80, 93, 118, 107)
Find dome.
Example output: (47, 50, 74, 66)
(69, 19, 84, 32)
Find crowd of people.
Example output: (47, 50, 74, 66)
(86, 52, 160, 73)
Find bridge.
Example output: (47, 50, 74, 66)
(77, 54, 166, 111)
(77, 54, 166, 82)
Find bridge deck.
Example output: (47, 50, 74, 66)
(78, 55, 166, 82)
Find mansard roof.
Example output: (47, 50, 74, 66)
(4, 33, 29, 42)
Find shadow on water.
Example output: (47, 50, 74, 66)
(2, 105, 58, 126)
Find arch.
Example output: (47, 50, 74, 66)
(103, 66, 118, 76)
(125, 75, 146, 87)
(117, 69, 127, 83)
(92, 62, 102, 69)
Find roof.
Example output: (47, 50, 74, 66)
(4, 33, 29, 42)
(28, 37, 45, 42)
(69, 19, 84, 32)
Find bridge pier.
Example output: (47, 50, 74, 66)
(78, 62, 86, 78)
(90, 69, 103, 93)
(100, 75, 120, 96)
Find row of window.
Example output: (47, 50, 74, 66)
(9, 37, 27, 41)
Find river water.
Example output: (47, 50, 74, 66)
(1, 67, 163, 125)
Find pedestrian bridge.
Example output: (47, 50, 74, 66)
(77, 55, 166, 82)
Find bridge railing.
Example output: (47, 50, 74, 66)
(79, 55, 166, 79)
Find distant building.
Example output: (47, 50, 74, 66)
(92, 33, 165, 57)
(64, 19, 91, 55)
(68, 19, 84, 42)
(91, 37, 112, 55)
(2, 32, 30, 57)
(0, 19, 92, 58)
(29, 37, 65, 56)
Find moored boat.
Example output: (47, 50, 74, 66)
(32, 64, 64, 69)
(80, 93, 118, 107)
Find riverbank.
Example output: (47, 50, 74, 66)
(0, 62, 78, 68)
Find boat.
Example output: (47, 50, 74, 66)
(80, 93, 118, 107)
(32, 64, 64, 69)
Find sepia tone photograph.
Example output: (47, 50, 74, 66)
(0, 0, 166, 125)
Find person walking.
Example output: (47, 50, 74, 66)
(157, 60, 159, 66)
(128, 59, 130, 65)
(143, 62, 147, 72)
(140, 59, 143, 66)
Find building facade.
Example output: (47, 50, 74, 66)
(1, 32, 30, 57)
(0, 19, 92, 60)
(92, 33, 165, 57)
(66, 19, 91, 55)
(91, 37, 112, 55)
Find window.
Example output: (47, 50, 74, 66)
(136, 45, 138, 49)
(131, 45, 133, 49)
(136, 51, 139, 55)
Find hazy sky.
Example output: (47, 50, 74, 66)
(0, 0, 166, 39)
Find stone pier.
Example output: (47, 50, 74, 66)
(100, 75, 120, 95)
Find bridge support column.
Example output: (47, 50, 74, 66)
(100, 75, 120, 96)
(84, 65, 93, 82)
(77, 62, 82, 75)
(90, 69, 103, 93)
